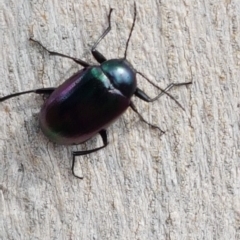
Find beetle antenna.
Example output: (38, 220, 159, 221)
(124, 2, 137, 59)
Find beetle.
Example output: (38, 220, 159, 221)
(0, 3, 191, 178)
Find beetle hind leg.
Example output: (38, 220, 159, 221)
(72, 129, 108, 179)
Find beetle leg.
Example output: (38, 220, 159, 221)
(91, 47, 107, 64)
(134, 81, 192, 111)
(29, 38, 90, 67)
(0, 87, 56, 102)
(91, 9, 114, 63)
(72, 129, 108, 179)
(130, 101, 165, 134)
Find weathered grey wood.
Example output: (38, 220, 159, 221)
(0, 0, 239, 239)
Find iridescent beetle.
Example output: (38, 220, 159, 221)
(0, 3, 191, 178)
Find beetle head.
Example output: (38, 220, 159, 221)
(101, 58, 137, 98)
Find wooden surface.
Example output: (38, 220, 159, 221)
(0, 0, 239, 239)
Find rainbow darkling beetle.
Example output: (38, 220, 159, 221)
(0, 3, 191, 178)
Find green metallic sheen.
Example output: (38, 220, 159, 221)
(39, 59, 137, 145)
(101, 59, 136, 98)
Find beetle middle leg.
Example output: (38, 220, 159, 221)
(0, 87, 56, 102)
(72, 129, 108, 179)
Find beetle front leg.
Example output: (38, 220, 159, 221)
(91, 8, 114, 63)
(134, 81, 192, 110)
(72, 129, 108, 179)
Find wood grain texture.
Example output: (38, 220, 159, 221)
(0, 0, 239, 239)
